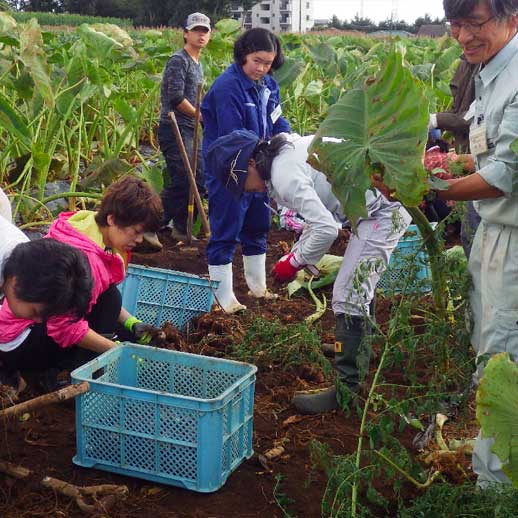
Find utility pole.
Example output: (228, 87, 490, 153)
(299, 0, 303, 33)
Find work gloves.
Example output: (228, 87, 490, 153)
(123, 316, 162, 345)
(272, 253, 304, 283)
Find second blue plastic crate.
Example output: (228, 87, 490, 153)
(119, 264, 217, 330)
(377, 224, 432, 294)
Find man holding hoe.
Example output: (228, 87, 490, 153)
(158, 12, 211, 241)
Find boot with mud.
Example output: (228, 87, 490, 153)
(208, 263, 246, 314)
(243, 254, 278, 300)
(293, 314, 371, 414)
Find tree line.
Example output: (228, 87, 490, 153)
(324, 13, 447, 34)
(1, 0, 246, 27)
(2, 1, 446, 31)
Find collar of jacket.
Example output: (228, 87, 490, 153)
(479, 33, 518, 88)
(230, 62, 269, 91)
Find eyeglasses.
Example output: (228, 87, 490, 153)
(448, 16, 495, 35)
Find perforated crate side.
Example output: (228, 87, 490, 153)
(72, 344, 257, 492)
(119, 264, 216, 330)
(377, 226, 432, 294)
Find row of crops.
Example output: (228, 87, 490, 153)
(0, 12, 463, 226)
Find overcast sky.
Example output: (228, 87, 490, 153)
(316, 0, 446, 24)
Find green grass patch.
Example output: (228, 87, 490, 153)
(231, 316, 333, 378)
(9, 11, 133, 27)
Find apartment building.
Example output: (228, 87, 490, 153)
(231, 1, 315, 33)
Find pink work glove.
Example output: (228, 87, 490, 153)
(272, 253, 303, 283)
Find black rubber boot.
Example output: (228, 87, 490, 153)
(335, 314, 370, 391)
(293, 314, 371, 414)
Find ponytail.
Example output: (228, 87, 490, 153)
(252, 134, 293, 180)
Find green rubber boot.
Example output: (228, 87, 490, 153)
(293, 314, 371, 414)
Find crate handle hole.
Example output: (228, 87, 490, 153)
(92, 367, 105, 379)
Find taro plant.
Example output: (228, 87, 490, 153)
(0, 14, 162, 221)
(308, 252, 473, 517)
(308, 49, 448, 316)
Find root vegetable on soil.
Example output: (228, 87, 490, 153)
(0, 382, 90, 420)
(0, 460, 128, 514)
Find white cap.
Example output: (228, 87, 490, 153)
(185, 12, 211, 31)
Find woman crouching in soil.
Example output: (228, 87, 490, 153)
(0, 176, 164, 393)
(206, 130, 411, 414)
(0, 212, 93, 396)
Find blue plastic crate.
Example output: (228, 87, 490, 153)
(377, 224, 432, 294)
(119, 264, 217, 331)
(72, 344, 257, 492)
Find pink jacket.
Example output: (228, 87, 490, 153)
(0, 212, 126, 348)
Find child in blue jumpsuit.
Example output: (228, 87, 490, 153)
(201, 28, 290, 313)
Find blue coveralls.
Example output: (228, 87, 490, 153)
(201, 63, 290, 265)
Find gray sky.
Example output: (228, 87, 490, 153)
(316, 0, 446, 24)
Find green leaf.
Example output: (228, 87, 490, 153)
(77, 24, 123, 60)
(214, 18, 241, 36)
(273, 57, 305, 89)
(79, 158, 131, 190)
(428, 174, 450, 190)
(140, 164, 164, 194)
(308, 50, 429, 227)
(510, 139, 518, 156)
(476, 352, 518, 487)
(19, 19, 54, 109)
(0, 11, 17, 35)
(287, 255, 342, 297)
(90, 23, 133, 48)
(307, 42, 336, 64)
(303, 80, 323, 104)
(0, 92, 31, 150)
(112, 97, 137, 123)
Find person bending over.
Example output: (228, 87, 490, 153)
(207, 130, 411, 414)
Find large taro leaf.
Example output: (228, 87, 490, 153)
(19, 18, 54, 109)
(77, 24, 123, 60)
(0, 11, 17, 36)
(273, 56, 306, 89)
(308, 51, 429, 227)
(476, 353, 518, 486)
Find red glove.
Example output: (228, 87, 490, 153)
(272, 253, 303, 282)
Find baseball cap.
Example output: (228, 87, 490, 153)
(206, 130, 260, 198)
(185, 12, 211, 31)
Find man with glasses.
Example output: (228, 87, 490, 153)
(435, 0, 518, 486)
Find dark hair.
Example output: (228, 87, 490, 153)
(252, 134, 293, 180)
(3, 238, 93, 320)
(233, 28, 285, 70)
(95, 175, 163, 232)
(444, 0, 518, 18)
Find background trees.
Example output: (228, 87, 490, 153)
(1, 0, 447, 32)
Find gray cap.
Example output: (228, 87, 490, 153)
(185, 12, 211, 31)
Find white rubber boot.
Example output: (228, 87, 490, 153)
(209, 263, 247, 314)
(243, 254, 278, 299)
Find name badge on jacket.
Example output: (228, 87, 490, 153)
(271, 104, 282, 124)
(470, 122, 488, 156)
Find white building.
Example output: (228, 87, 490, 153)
(231, 1, 315, 33)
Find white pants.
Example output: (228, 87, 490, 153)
(470, 222, 518, 378)
(473, 434, 511, 487)
(469, 222, 518, 485)
(332, 201, 411, 316)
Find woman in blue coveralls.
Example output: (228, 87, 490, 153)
(201, 28, 291, 313)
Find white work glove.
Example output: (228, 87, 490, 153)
(428, 113, 438, 130)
